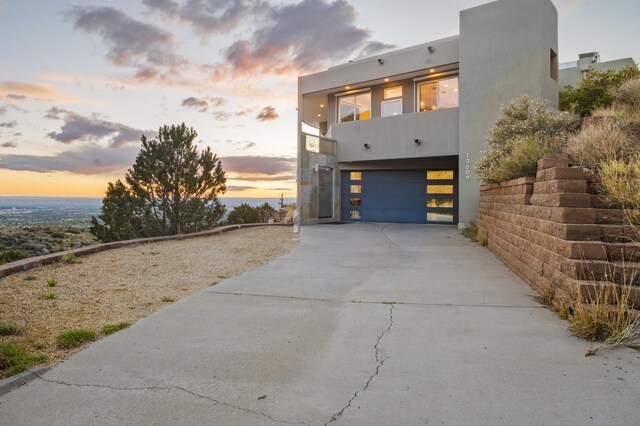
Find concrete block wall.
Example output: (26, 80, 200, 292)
(477, 153, 640, 307)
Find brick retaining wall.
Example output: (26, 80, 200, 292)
(477, 154, 640, 307)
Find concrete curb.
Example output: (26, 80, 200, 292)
(0, 367, 51, 397)
(0, 223, 291, 279)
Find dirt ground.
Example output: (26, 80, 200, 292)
(0, 226, 298, 372)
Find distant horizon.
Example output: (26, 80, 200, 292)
(0, 195, 296, 200)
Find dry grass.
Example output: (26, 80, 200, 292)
(586, 316, 640, 356)
(0, 226, 297, 375)
(565, 118, 635, 170)
(598, 158, 640, 211)
(461, 222, 488, 247)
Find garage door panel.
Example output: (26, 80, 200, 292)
(341, 169, 457, 224)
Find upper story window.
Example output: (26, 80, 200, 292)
(417, 76, 459, 112)
(338, 92, 371, 122)
(382, 86, 403, 117)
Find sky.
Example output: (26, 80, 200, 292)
(0, 0, 638, 198)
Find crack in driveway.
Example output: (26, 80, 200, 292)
(31, 372, 308, 425)
(325, 304, 395, 425)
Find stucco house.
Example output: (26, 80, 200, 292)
(295, 0, 632, 228)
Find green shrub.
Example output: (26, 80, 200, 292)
(47, 278, 58, 287)
(62, 253, 77, 264)
(565, 118, 635, 171)
(226, 202, 276, 225)
(161, 297, 175, 303)
(560, 67, 640, 117)
(24, 275, 37, 281)
(42, 291, 57, 300)
(57, 329, 96, 348)
(0, 342, 47, 378)
(0, 321, 20, 336)
(0, 249, 28, 265)
(102, 322, 130, 335)
(477, 96, 577, 183)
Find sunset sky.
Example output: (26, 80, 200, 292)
(0, 0, 638, 198)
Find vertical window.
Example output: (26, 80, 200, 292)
(350, 211, 362, 220)
(338, 92, 371, 122)
(426, 169, 456, 224)
(350, 185, 362, 194)
(418, 77, 459, 111)
(350, 171, 362, 181)
(550, 49, 558, 81)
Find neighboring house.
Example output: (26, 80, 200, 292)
(296, 0, 560, 227)
(559, 52, 638, 88)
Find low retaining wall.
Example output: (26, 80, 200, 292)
(0, 223, 291, 279)
(477, 153, 640, 307)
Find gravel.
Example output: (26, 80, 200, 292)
(0, 226, 298, 369)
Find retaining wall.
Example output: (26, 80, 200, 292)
(0, 223, 290, 279)
(477, 153, 640, 307)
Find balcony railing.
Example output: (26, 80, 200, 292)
(303, 133, 336, 156)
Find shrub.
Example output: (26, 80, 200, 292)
(477, 96, 577, 183)
(47, 278, 58, 287)
(0, 249, 28, 265)
(226, 202, 276, 225)
(0, 321, 20, 336)
(102, 322, 130, 335)
(565, 119, 635, 171)
(598, 158, 640, 212)
(460, 222, 488, 247)
(0, 342, 47, 377)
(42, 291, 56, 300)
(560, 67, 640, 117)
(57, 329, 96, 348)
(62, 253, 77, 264)
(24, 275, 37, 281)
(161, 297, 175, 303)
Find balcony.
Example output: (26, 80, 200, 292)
(329, 108, 459, 162)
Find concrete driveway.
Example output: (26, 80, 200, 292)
(1, 223, 638, 425)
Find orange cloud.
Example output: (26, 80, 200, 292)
(0, 81, 81, 104)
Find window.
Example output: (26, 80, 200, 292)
(350, 172, 362, 181)
(350, 197, 362, 206)
(382, 99, 402, 117)
(427, 198, 454, 208)
(384, 86, 402, 99)
(427, 212, 454, 223)
(338, 92, 371, 122)
(418, 77, 459, 112)
(427, 171, 454, 180)
(427, 185, 454, 195)
(350, 210, 362, 219)
(350, 185, 362, 194)
(550, 49, 558, 81)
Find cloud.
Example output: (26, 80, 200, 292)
(0, 120, 17, 128)
(1, 141, 18, 148)
(256, 106, 279, 121)
(45, 107, 149, 147)
(212, 111, 231, 121)
(216, 139, 256, 150)
(556, 0, 588, 16)
(65, 6, 186, 80)
(221, 155, 295, 175)
(0, 82, 79, 103)
(181, 96, 226, 112)
(0, 106, 6, 116)
(226, 185, 258, 191)
(219, 0, 394, 76)
(0, 144, 140, 175)
(233, 174, 295, 182)
(143, 0, 265, 36)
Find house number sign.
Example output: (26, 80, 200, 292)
(465, 153, 471, 181)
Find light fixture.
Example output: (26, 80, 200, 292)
(431, 106, 437, 110)
(414, 139, 422, 145)
(320, 104, 324, 107)
(429, 69, 435, 73)
(364, 143, 370, 149)
(428, 46, 435, 53)
(378, 58, 384, 65)
(384, 78, 389, 82)
(345, 86, 350, 89)
(317, 114, 321, 117)
(454, 89, 458, 92)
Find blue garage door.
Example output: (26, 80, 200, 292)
(340, 170, 458, 224)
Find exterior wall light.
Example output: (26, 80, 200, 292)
(364, 143, 370, 149)
(415, 139, 422, 145)
(428, 46, 435, 53)
(378, 58, 384, 65)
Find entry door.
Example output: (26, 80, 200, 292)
(318, 168, 333, 218)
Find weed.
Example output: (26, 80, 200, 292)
(33, 342, 47, 350)
(47, 278, 58, 287)
(62, 253, 78, 264)
(381, 301, 396, 305)
(587, 315, 640, 356)
(535, 283, 555, 306)
(0, 342, 46, 378)
(161, 297, 175, 303)
(556, 306, 569, 320)
(476, 229, 489, 247)
(570, 279, 634, 342)
(56, 329, 96, 349)
(0, 321, 20, 336)
(102, 322, 130, 335)
(460, 222, 479, 240)
(24, 275, 37, 281)
(42, 291, 57, 300)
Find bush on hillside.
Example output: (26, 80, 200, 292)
(565, 118, 634, 171)
(226, 203, 276, 225)
(560, 67, 640, 117)
(476, 96, 578, 183)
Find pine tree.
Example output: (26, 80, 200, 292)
(90, 123, 226, 242)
